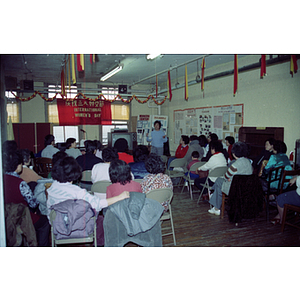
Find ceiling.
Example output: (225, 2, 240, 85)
(2, 54, 244, 92)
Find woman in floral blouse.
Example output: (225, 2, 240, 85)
(141, 154, 173, 211)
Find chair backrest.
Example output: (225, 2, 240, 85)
(267, 165, 285, 193)
(208, 166, 228, 177)
(81, 170, 92, 182)
(188, 161, 206, 173)
(133, 179, 143, 183)
(160, 155, 168, 164)
(168, 157, 186, 169)
(279, 168, 300, 194)
(33, 157, 53, 178)
(91, 180, 111, 193)
(146, 188, 174, 205)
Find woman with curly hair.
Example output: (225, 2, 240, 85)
(106, 159, 142, 198)
(141, 154, 173, 194)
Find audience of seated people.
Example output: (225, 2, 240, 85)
(201, 133, 219, 162)
(114, 138, 134, 164)
(207, 142, 253, 216)
(167, 135, 189, 169)
(41, 134, 60, 159)
(106, 159, 142, 198)
(194, 140, 228, 197)
(65, 137, 82, 159)
(128, 145, 150, 179)
(76, 140, 103, 171)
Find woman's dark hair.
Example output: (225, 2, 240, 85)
(114, 138, 128, 152)
(274, 140, 287, 154)
(191, 151, 200, 159)
(210, 140, 223, 153)
(3, 150, 23, 173)
(94, 140, 102, 151)
(198, 135, 208, 147)
(145, 154, 165, 174)
(44, 134, 55, 146)
(51, 156, 82, 183)
(225, 136, 235, 145)
(65, 138, 76, 149)
(231, 142, 249, 158)
(154, 120, 162, 129)
(102, 147, 118, 162)
(2, 140, 18, 154)
(109, 159, 132, 185)
(266, 138, 276, 146)
(181, 135, 189, 145)
(84, 140, 97, 154)
(209, 133, 218, 141)
(132, 145, 149, 162)
(52, 151, 68, 166)
(20, 148, 31, 165)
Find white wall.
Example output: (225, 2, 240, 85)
(132, 55, 300, 155)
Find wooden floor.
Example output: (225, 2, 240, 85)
(158, 186, 300, 247)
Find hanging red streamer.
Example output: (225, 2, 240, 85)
(168, 70, 172, 101)
(233, 54, 238, 96)
(260, 55, 266, 78)
(290, 55, 298, 77)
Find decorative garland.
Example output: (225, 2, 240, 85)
(10, 91, 167, 106)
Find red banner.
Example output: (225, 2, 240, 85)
(56, 98, 112, 125)
(260, 54, 266, 78)
(233, 54, 238, 96)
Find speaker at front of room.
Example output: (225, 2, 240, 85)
(118, 85, 127, 94)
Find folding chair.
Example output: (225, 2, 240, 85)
(197, 166, 228, 204)
(80, 170, 93, 191)
(279, 168, 300, 194)
(166, 157, 187, 188)
(263, 166, 285, 222)
(146, 188, 176, 246)
(91, 180, 112, 194)
(181, 161, 205, 200)
(50, 200, 97, 247)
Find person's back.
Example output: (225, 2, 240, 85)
(41, 134, 59, 159)
(76, 140, 103, 171)
(184, 135, 204, 165)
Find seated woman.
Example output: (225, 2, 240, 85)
(167, 135, 189, 169)
(252, 138, 275, 174)
(141, 154, 173, 212)
(271, 175, 300, 224)
(198, 135, 209, 157)
(114, 138, 134, 164)
(65, 137, 82, 159)
(194, 140, 228, 197)
(19, 148, 42, 184)
(46, 156, 129, 216)
(3, 149, 50, 246)
(94, 140, 103, 160)
(107, 159, 142, 198)
(91, 147, 119, 183)
(260, 140, 293, 192)
(128, 145, 149, 179)
(207, 142, 253, 216)
(141, 154, 173, 194)
(225, 136, 235, 162)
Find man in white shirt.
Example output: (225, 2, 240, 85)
(41, 134, 59, 159)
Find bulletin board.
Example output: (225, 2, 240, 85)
(174, 104, 243, 143)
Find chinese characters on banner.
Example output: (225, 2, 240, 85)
(56, 98, 112, 125)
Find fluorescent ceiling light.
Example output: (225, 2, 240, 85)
(100, 65, 123, 81)
(147, 54, 161, 60)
